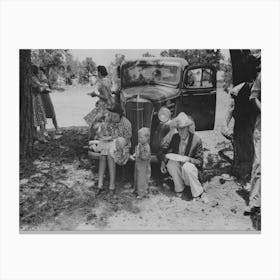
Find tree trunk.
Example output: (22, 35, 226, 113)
(20, 49, 34, 159)
(229, 50, 257, 181)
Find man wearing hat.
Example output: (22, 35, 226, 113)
(158, 112, 208, 202)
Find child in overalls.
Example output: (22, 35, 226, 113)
(132, 127, 151, 199)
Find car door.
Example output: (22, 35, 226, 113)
(180, 65, 217, 131)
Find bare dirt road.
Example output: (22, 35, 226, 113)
(20, 85, 258, 232)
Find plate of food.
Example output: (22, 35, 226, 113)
(165, 153, 189, 162)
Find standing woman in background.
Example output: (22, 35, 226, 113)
(84, 65, 113, 139)
(31, 65, 48, 142)
(39, 67, 60, 134)
(245, 71, 261, 215)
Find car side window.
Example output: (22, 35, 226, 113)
(185, 68, 214, 88)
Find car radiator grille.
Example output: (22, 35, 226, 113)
(125, 99, 154, 151)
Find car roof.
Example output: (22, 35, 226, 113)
(121, 57, 189, 68)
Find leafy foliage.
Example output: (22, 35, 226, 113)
(142, 52, 155, 57)
(31, 49, 69, 88)
(31, 49, 68, 69)
(78, 57, 97, 84)
(65, 54, 81, 77)
(220, 59, 232, 92)
(160, 49, 223, 70)
(82, 57, 96, 74)
(108, 53, 126, 84)
(31, 50, 99, 86)
(112, 54, 126, 66)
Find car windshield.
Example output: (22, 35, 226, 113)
(121, 63, 180, 87)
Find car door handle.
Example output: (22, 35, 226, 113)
(210, 90, 216, 94)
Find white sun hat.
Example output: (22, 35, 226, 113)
(175, 112, 193, 128)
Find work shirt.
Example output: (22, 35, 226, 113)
(178, 135, 190, 156)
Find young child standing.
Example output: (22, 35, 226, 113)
(132, 127, 151, 199)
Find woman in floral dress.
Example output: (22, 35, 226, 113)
(38, 67, 59, 133)
(31, 65, 48, 142)
(84, 65, 113, 139)
(95, 103, 132, 195)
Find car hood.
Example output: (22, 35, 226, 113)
(121, 85, 179, 102)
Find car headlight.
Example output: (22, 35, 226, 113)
(158, 107, 171, 123)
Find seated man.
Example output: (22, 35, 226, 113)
(158, 112, 208, 203)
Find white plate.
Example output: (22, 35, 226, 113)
(166, 153, 189, 162)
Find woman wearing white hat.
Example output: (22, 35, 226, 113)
(158, 112, 208, 203)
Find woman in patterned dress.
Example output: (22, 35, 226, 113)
(95, 103, 132, 195)
(84, 65, 113, 139)
(38, 67, 59, 133)
(31, 65, 48, 142)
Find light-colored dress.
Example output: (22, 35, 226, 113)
(249, 72, 261, 208)
(109, 140, 130, 166)
(84, 77, 113, 134)
(38, 71, 56, 120)
(134, 143, 151, 196)
(94, 116, 132, 164)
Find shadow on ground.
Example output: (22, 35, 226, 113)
(20, 127, 257, 231)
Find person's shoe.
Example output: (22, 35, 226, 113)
(149, 186, 159, 195)
(96, 187, 105, 196)
(123, 182, 132, 189)
(43, 131, 49, 137)
(136, 193, 148, 200)
(243, 182, 251, 192)
(251, 207, 260, 215)
(55, 129, 63, 135)
(53, 135, 63, 140)
(244, 206, 260, 216)
(194, 192, 209, 204)
(39, 138, 49, 144)
(108, 189, 116, 196)
(175, 192, 183, 198)
(243, 206, 251, 216)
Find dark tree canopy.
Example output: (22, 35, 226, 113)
(31, 49, 68, 69)
(160, 49, 222, 70)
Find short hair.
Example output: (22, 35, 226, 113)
(138, 127, 150, 138)
(97, 65, 108, 77)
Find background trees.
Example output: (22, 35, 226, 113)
(142, 52, 154, 57)
(160, 49, 223, 70)
(31, 49, 68, 88)
(79, 57, 97, 84)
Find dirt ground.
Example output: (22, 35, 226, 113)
(20, 85, 260, 232)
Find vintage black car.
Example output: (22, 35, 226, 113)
(118, 57, 217, 160)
